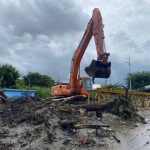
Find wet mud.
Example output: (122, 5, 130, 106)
(0, 97, 150, 150)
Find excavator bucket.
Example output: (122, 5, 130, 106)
(85, 60, 111, 79)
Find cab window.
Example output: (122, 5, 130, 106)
(84, 78, 92, 92)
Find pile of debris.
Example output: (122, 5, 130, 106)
(0, 96, 148, 150)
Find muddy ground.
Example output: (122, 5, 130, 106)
(0, 97, 150, 150)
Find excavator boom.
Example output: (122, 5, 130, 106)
(85, 8, 111, 80)
(70, 8, 111, 94)
(51, 8, 111, 96)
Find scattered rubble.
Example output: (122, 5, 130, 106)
(0, 96, 150, 150)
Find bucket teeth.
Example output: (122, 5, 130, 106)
(85, 60, 111, 79)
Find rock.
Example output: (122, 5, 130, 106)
(120, 121, 127, 125)
(97, 141, 105, 146)
(62, 138, 71, 145)
(80, 108, 86, 116)
(134, 123, 139, 127)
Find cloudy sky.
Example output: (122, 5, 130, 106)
(0, 0, 150, 85)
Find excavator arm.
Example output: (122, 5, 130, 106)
(70, 8, 111, 94)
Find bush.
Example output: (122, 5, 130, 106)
(31, 86, 50, 98)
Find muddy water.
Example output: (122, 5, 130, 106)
(124, 127, 150, 150)
(107, 111, 150, 150)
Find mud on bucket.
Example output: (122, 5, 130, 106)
(85, 60, 111, 78)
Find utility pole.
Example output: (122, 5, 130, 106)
(28, 73, 31, 88)
(126, 57, 131, 90)
(27, 72, 30, 96)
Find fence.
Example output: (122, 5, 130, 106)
(88, 88, 150, 110)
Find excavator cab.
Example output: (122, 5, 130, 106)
(80, 77, 92, 95)
(83, 77, 92, 92)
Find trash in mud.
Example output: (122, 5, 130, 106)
(0, 96, 149, 150)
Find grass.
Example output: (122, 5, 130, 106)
(30, 86, 50, 98)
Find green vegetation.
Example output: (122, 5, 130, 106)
(15, 81, 50, 98)
(0, 64, 20, 88)
(29, 86, 50, 98)
(0, 64, 55, 98)
(107, 83, 126, 89)
(125, 71, 150, 89)
(1, 64, 150, 97)
(23, 72, 54, 87)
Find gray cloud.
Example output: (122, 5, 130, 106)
(0, 0, 88, 36)
(0, 0, 89, 81)
(95, 0, 150, 84)
(0, 0, 150, 86)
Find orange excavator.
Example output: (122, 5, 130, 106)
(51, 8, 111, 96)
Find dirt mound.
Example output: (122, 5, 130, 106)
(0, 97, 49, 127)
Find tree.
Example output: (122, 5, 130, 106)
(107, 83, 126, 89)
(0, 64, 20, 88)
(23, 72, 54, 87)
(15, 78, 26, 89)
(125, 71, 150, 89)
